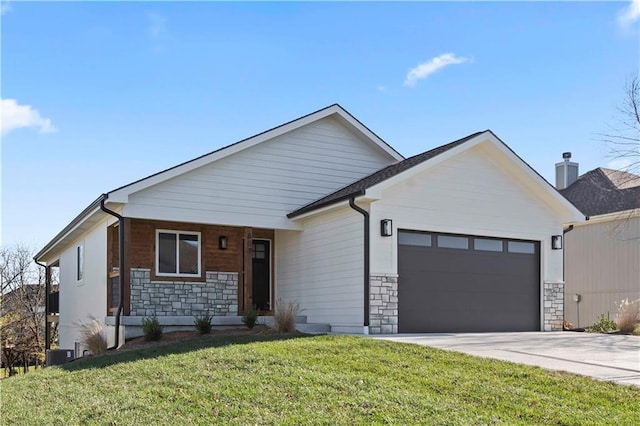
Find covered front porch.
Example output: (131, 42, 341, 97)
(105, 219, 277, 343)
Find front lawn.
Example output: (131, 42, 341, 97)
(1, 333, 638, 424)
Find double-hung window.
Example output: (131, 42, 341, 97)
(156, 230, 201, 277)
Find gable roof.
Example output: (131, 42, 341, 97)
(287, 131, 484, 218)
(560, 167, 640, 216)
(35, 104, 404, 262)
(290, 129, 584, 221)
(106, 104, 404, 203)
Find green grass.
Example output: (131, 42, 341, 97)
(1, 334, 638, 425)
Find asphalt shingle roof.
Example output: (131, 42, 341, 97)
(288, 130, 486, 218)
(559, 167, 640, 216)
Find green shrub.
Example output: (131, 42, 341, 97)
(242, 305, 259, 329)
(142, 314, 162, 341)
(194, 313, 213, 334)
(585, 313, 617, 333)
(274, 299, 299, 334)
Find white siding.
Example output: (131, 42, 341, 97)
(276, 205, 364, 329)
(123, 117, 394, 229)
(370, 144, 565, 284)
(58, 220, 107, 350)
(564, 217, 640, 327)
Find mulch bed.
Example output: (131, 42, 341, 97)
(120, 326, 293, 351)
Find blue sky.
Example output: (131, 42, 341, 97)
(1, 1, 639, 249)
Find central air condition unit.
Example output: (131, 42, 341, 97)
(46, 349, 75, 366)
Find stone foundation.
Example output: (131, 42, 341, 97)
(130, 269, 238, 317)
(369, 274, 398, 334)
(543, 281, 564, 331)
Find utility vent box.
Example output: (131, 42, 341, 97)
(46, 349, 75, 366)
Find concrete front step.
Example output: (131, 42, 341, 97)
(296, 322, 331, 334)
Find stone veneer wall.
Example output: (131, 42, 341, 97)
(130, 268, 238, 317)
(543, 281, 564, 331)
(369, 274, 398, 334)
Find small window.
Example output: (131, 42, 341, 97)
(156, 230, 201, 276)
(437, 235, 469, 249)
(77, 244, 84, 281)
(253, 244, 266, 259)
(398, 232, 432, 247)
(474, 238, 503, 252)
(508, 241, 535, 254)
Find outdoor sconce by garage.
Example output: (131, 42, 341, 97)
(551, 235, 562, 250)
(380, 219, 393, 237)
(219, 236, 228, 250)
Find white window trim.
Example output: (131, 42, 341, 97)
(155, 229, 202, 277)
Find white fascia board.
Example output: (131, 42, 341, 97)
(573, 209, 640, 226)
(366, 131, 585, 223)
(35, 205, 105, 264)
(331, 110, 404, 161)
(485, 137, 585, 223)
(365, 133, 489, 199)
(289, 195, 377, 221)
(108, 105, 403, 203)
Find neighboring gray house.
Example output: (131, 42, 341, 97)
(557, 157, 640, 327)
(35, 105, 583, 351)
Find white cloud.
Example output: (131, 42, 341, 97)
(147, 12, 167, 38)
(404, 53, 469, 88)
(1, 99, 57, 136)
(618, 0, 640, 27)
(1, 1, 11, 16)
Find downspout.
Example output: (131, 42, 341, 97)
(349, 197, 370, 329)
(562, 224, 576, 328)
(562, 224, 575, 281)
(100, 194, 125, 350)
(33, 260, 50, 351)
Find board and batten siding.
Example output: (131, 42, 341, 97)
(276, 205, 364, 332)
(369, 144, 565, 283)
(58, 220, 108, 351)
(564, 216, 640, 328)
(123, 117, 394, 229)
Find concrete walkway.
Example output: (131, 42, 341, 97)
(372, 332, 640, 387)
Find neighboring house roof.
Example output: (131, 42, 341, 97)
(289, 130, 583, 221)
(288, 131, 484, 218)
(35, 104, 403, 263)
(559, 167, 640, 217)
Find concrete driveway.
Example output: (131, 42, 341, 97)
(373, 332, 640, 387)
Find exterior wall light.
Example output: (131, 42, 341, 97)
(219, 236, 228, 250)
(551, 235, 562, 250)
(380, 219, 393, 237)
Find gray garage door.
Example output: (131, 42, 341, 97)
(398, 231, 540, 333)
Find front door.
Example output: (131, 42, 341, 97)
(252, 240, 271, 311)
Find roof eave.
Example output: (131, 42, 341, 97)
(108, 104, 403, 203)
(287, 190, 366, 219)
(34, 194, 107, 263)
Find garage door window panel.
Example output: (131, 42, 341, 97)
(398, 232, 432, 247)
(474, 238, 503, 252)
(507, 241, 536, 254)
(436, 235, 469, 250)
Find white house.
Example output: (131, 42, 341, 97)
(35, 104, 584, 351)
